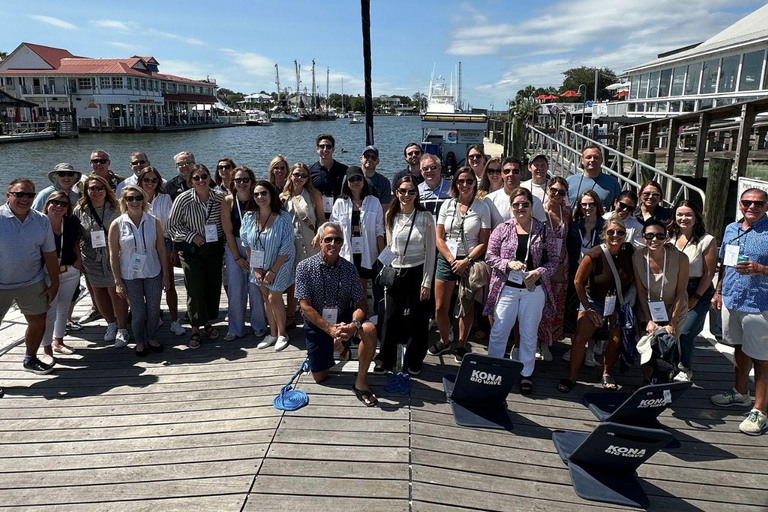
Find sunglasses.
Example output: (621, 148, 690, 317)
(9, 191, 36, 199)
(421, 165, 438, 172)
(397, 188, 417, 196)
(217, 164, 233, 171)
(511, 202, 531, 209)
(50, 199, 70, 207)
(234, 177, 251, 184)
(323, 236, 344, 244)
(362, 154, 378, 160)
(502, 168, 521, 175)
(88, 186, 106, 192)
(125, 195, 143, 203)
(191, 174, 209, 181)
(616, 201, 635, 211)
(90, 159, 109, 165)
(291, 173, 308, 179)
(643, 232, 666, 241)
(254, 190, 270, 198)
(142, 178, 159, 184)
(606, 229, 626, 237)
(130, 160, 147, 166)
(348, 176, 364, 183)
(580, 202, 596, 208)
(176, 160, 194, 167)
(642, 192, 661, 199)
(741, 199, 766, 208)
(486, 168, 502, 175)
(317, 144, 334, 150)
(406, 151, 422, 157)
(549, 187, 567, 197)
(272, 165, 288, 172)
(57, 171, 77, 177)
(468, 154, 484, 160)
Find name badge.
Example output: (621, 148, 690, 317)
(91, 230, 107, 248)
(508, 270, 524, 284)
(204, 224, 218, 243)
(130, 253, 147, 274)
(603, 294, 616, 317)
(446, 240, 459, 258)
(663, 389, 672, 404)
(250, 249, 265, 269)
(322, 307, 338, 324)
(723, 244, 740, 267)
(649, 300, 669, 323)
(323, 196, 334, 213)
(351, 236, 364, 254)
(378, 247, 396, 266)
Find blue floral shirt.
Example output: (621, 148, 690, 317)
(719, 215, 768, 313)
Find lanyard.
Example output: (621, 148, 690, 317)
(235, 197, 243, 222)
(727, 225, 752, 246)
(88, 203, 107, 230)
(580, 223, 597, 248)
(645, 246, 667, 302)
(518, 218, 534, 268)
(129, 217, 149, 254)
(256, 211, 273, 250)
(548, 205, 563, 233)
(196, 190, 213, 221)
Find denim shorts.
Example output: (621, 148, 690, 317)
(304, 309, 372, 373)
(435, 253, 460, 282)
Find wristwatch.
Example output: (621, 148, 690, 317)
(352, 320, 362, 330)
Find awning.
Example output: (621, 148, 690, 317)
(0, 88, 38, 107)
(163, 93, 218, 103)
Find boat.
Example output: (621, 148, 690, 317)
(271, 109, 301, 122)
(245, 110, 272, 126)
(349, 114, 363, 124)
(271, 64, 302, 122)
(420, 64, 487, 177)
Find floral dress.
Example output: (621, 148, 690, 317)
(538, 204, 571, 345)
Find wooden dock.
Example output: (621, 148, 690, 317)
(0, 274, 766, 511)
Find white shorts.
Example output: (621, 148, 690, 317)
(722, 305, 768, 361)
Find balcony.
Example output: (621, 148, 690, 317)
(20, 84, 64, 96)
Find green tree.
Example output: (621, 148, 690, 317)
(0, 51, 7, 61)
(217, 87, 246, 109)
(560, 66, 617, 102)
(349, 96, 365, 112)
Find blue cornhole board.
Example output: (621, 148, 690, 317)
(442, 353, 522, 430)
(552, 422, 673, 509)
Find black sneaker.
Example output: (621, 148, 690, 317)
(23, 357, 55, 375)
(455, 346, 468, 363)
(66, 320, 83, 332)
(428, 340, 451, 356)
(407, 365, 421, 376)
(0, 386, 4, 398)
(79, 308, 102, 324)
(373, 359, 389, 374)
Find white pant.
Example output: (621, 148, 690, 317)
(43, 266, 81, 346)
(487, 285, 545, 377)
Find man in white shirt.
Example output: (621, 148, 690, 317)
(487, 157, 545, 228)
(116, 151, 159, 196)
(417, 154, 451, 219)
(521, 153, 550, 204)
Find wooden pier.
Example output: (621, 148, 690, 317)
(0, 274, 766, 511)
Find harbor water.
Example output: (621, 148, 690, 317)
(0, 116, 421, 188)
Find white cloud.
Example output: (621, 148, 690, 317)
(147, 29, 204, 46)
(106, 41, 145, 52)
(28, 15, 77, 30)
(157, 59, 212, 79)
(91, 20, 138, 32)
(221, 49, 274, 78)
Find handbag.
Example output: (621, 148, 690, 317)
(376, 211, 417, 289)
(460, 212, 490, 289)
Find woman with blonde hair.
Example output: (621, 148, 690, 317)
(268, 155, 290, 191)
(476, 157, 504, 201)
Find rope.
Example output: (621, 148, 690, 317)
(385, 371, 411, 395)
(273, 359, 310, 411)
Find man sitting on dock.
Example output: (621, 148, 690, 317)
(566, 145, 621, 211)
(417, 154, 451, 219)
(83, 150, 125, 192)
(1, 179, 61, 392)
(116, 151, 156, 196)
(360, 145, 391, 209)
(310, 134, 348, 218)
(392, 143, 425, 188)
(486, 157, 545, 229)
(294, 222, 378, 407)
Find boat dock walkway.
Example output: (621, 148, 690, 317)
(0, 271, 766, 511)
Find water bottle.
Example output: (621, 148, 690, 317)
(395, 343, 405, 373)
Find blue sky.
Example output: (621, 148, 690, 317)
(2, 0, 765, 108)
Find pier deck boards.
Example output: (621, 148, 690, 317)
(0, 275, 766, 511)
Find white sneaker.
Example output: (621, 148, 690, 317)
(674, 369, 693, 382)
(540, 343, 553, 362)
(535, 344, 543, 361)
(104, 322, 118, 342)
(562, 349, 571, 362)
(711, 387, 753, 407)
(584, 349, 597, 367)
(593, 339, 606, 356)
(114, 329, 129, 348)
(511, 347, 520, 362)
(170, 320, 186, 336)
(275, 335, 290, 351)
(739, 409, 767, 436)
(257, 334, 277, 349)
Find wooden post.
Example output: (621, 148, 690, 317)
(511, 117, 524, 161)
(734, 103, 756, 178)
(648, 122, 658, 153)
(694, 112, 711, 178)
(704, 157, 733, 245)
(631, 125, 640, 160)
(666, 118, 680, 176)
(640, 152, 656, 184)
(502, 121, 509, 157)
(616, 126, 625, 176)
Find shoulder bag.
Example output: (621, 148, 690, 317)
(376, 211, 417, 289)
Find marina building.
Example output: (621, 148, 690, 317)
(0, 42, 219, 130)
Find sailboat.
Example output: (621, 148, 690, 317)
(271, 64, 301, 122)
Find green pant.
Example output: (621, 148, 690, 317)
(179, 241, 224, 327)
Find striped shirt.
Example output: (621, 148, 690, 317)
(167, 188, 225, 243)
(386, 210, 437, 289)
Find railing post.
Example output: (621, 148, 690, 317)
(631, 125, 640, 160)
(704, 157, 733, 246)
(694, 112, 711, 178)
(648, 122, 658, 153)
(734, 103, 756, 178)
(502, 121, 510, 157)
(640, 152, 656, 184)
(511, 117, 524, 161)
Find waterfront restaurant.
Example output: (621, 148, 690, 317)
(0, 42, 219, 130)
(617, 4, 768, 118)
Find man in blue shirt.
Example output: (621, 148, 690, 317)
(566, 145, 621, 211)
(0, 179, 61, 389)
(309, 134, 348, 218)
(295, 222, 378, 406)
(392, 142, 425, 188)
(712, 188, 768, 435)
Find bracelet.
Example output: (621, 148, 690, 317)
(235, 256, 242, 262)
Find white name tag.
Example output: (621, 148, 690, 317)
(723, 244, 740, 267)
(91, 230, 107, 248)
(378, 247, 396, 266)
(649, 300, 669, 323)
(603, 294, 616, 317)
(446, 240, 459, 258)
(130, 253, 147, 274)
(508, 270, 524, 284)
(663, 389, 672, 404)
(322, 307, 338, 324)
(351, 236, 364, 254)
(204, 224, 218, 243)
(250, 249, 265, 269)
(323, 196, 334, 213)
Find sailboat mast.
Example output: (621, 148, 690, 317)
(294, 60, 301, 110)
(275, 64, 281, 103)
(326, 67, 330, 114)
(311, 60, 316, 111)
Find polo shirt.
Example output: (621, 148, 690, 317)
(310, 160, 349, 199)
(392, 168, 424, 189)
(566, 172, 621, 211)
(719, 215, 768, 313)
(366, 172, 392, 207)
(0, 204, 55, 289)
(418, 179, 452, 218)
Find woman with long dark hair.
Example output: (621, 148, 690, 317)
(213, 158, 236, 194)
(465, 144, 487, 181)
(636, 180, 673, 224)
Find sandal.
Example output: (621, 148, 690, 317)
(148, 340, 163, 353)
(135, 344, 149, 357)
(520, 377, 533, 396)
(352, 384, 378, 407)
(602, 375, 619, 390)
(339, 339, 351, 362)
(557, 378, 575, 393)
(189, 333, 201, 350)
(203, 326, 219, 339)
(53, 343, 75, 355)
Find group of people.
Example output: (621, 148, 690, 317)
(1, 139, 766, 436)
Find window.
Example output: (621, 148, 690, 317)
(669, 101, 680, 112)
(701, 59, 719, 93)
(684, 62, 701, 95)
(670, 66, 686, 96)
(718, 55, 739, 93)
(648, 71, 660, 98)
(630, 76, 639, 99)
(99, 77, 110, 89)
(682, 100, 695, 112)
(141, 79, 147, 91)
(639, 73, 649, 98)
(112, 77, 124, 88)
(699, 98, 714, 110)
(134, 78, 140, 89)
(658, 69, 672, 97)
(77, 78, 93, 90)
(161, 82, 166, 92)
(739, 50, 764, 91)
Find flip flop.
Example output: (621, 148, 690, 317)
(352, 384, 378, 407)
(189, 333, 201, 350)
(520, 377, 533, 396)
(557, 378, 575, 393)
(602, 375, 619, 390)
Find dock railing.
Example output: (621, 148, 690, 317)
(527, 123, 707, 209)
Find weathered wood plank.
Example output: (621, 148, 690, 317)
(243, 495, 408, 512)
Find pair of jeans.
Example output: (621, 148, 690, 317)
(43, 266, 81, 346)
(123, 273, 163, 345)
(678, 280, 715, 369)
(487, 285, 545, 378)
(224, 240, 267, 336)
